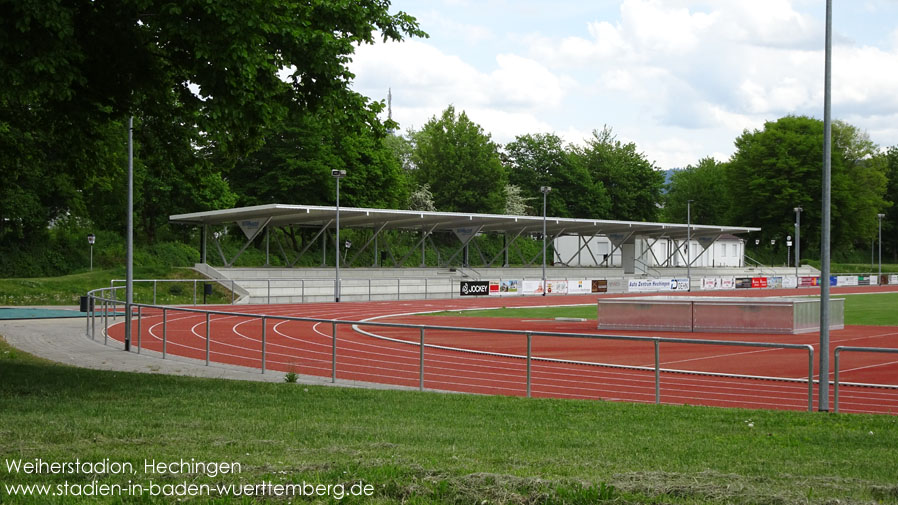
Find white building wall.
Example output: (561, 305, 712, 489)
(555, 236, 745, 267)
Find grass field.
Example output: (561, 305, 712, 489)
(436, 292, 898, 326)
(1, 337, 897, 505)
(0, 267, 233, 307)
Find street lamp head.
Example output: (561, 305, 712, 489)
(87, 233, 96, 245)
(540, 186, 551, 194)
(331, 169, 346, 178)
(794, 206, 802, 213)
(878, 213, 885, 219)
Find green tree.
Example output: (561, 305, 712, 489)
(573, 127, 664, 222)
(727, 116, 887, 257)
(0, 0, 424, 245)
(875, 146, 897, 261)
(504, 133, 610, 218)
(412, 106, 507, 214)
(663, 157, 732, 225)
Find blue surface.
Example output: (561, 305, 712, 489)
(0, 308, 96, 320)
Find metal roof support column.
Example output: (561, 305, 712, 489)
(688, 234, 722, 269)
(528, 228, 566, 265)
(201, 224, 207, 264)
(601, 231, 635, 267)
(226, 216, 272, 267)
(427, 234, 443, 267)
(564, 234, 600, 266)
(212, 232, 228, 265)
(348, 221, 389, 266)
(445, 225, 485, 266)
(487, 228, 526, 267)
(396, 224, 439, 267)
(288, 219, 333, 267)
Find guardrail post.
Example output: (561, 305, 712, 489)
(419, 328, 425, 391)
(205, 312, 210, 366)
(332, 321, 337, 383)
(526, 332, 532, 398)
(654, 339, 661, 404)
(397, 278, 401, 301)
(153, 280, 157, 305)
(267, 280, 271, 305)
(261, 316, 267, 374)
(90, 295, 96, 340)
(162, 307, 167, 359)
(369, 279, 372, 302)
(807, 346, 815, 412)
(231, 280, 235, 304)
(136, 305, 142, 354)
(425, 278, 428, 300)
(85, 296, 91, 337)
(833, 348, 840, 413)
(103, 298, 109, 345)
(193, 280, 197, 305)
(301, 280, 305, 304)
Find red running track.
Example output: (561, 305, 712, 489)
(103, 287, 898, 414)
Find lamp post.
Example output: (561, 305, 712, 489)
(878, 213, 885, 281)
(87, 234, 95, 271)
(686, 200, 693, 291)
(786, 235, 792, 268)
(332, 169, 346, 302)
(540, 186, 551, 296)
(794, 207, 802, 284)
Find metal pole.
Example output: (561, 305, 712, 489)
(89, 245, 93, 271)
(332, 321, 337, 382)
(687, 200, 693, 291)
(526, 332, 532, 397)
(419, 328, 425, 391)
(103, 298, 108, 345)
(125, 116, 133, 352)
(808, 347, 815, 412)
(153, 280, 157, 305)
(162, 307, 167, 359)
(540, 186, 551, 296)
(205, 312, 210, 366)
(335, 176, 341, 303)
(261, 316, 267, 374)
(136, 305, 142, 354)
(267, 279, 271, 305)
(819, 0, 832, 411)
(795, 207, 802, 285)
(833, 348, 840, 413)
(193, 280, 197, 305)
(654, 339, 660, 404)
(878, 213, 885, 281)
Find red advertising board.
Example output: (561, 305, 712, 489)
(751, 277, 768, 288)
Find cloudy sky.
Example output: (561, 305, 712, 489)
(349, 0, 898, 170)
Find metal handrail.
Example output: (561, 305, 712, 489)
(85, 289, 816, 411)
(833, 346, 898, 413)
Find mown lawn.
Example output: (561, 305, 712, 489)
(1, 338, 897, 504)
(437, 292, 898, 326)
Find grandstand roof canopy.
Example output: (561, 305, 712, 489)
(170, 204, 760, 241)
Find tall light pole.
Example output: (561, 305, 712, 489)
(125, 116, 133, 352)
(332, 169, 346, 302)
(87, 234, 95, 271)
(794, 206, 802, 285)
(686, 200, 693, 292)
(540, 186, 551, 296)
(819, 0, 833, 412)
(878, 213, 885, 281)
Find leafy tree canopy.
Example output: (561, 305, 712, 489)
(411, 106, 508, 214)
(573, 127, 665, 221)
(663, 157, 731, 225)
(504, 133, 610, 219)
(727, 116, 888, 255)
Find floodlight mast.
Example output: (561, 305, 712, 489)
(820, 0, 833, 412)
(687, 200, 693, 291)
(540, 186, 551, 296)
(332, 169, 346, 302)
(878, 213, 885, 280)
(794, 207, 802, 285)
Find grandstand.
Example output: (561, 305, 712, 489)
(171, 204, 817, 303)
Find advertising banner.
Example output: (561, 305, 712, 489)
(459, 280, 490, 296)
(736, 277, 752, 289)
(751, 277, 768, 289)
(489, 282, 500, 295)
(768, 277, 783, 289)
(498, 280, 520, 295)
(782, 276, 798, 289)
(521, 280, 544, 295)
(568, 279, 592, 294)
(890, 275, 898, 285)
(591, 279, 608, 293)
(858, 276, 871, 287)
(720, 277, 736, 289)
(799, 276, 818, 287)
(837, 275, 859, 287)
(627, 278, 689, 292)
(546, 280, 568, 294)
(702, 277, 721, 290)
